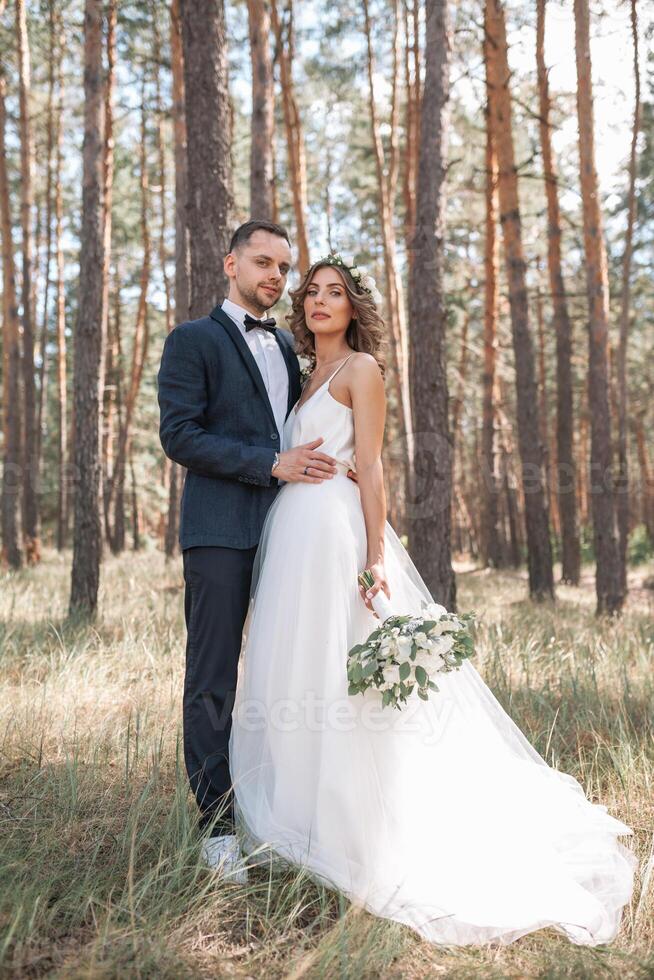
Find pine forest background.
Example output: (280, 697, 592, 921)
(1, 0, 654, 614)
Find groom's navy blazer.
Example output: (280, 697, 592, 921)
(157, 303, 302, 550)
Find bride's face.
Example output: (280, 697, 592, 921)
(304, 266, 355, 338)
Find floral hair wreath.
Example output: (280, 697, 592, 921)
(317, 251, 383, 307)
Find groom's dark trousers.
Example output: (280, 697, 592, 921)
(157, 304, 301, 836)
(181, 544, 257, 834)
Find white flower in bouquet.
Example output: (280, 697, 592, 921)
(413, 631, 433, 650)
(396, 635, 413, 660)
(385, 663, 402, 686)
(415, 648, 443, 673)
(438, 619, 464, 634)
(298, 354, 313, 385)
(379, 634, 396, 657)
(434, 634, 455, 655)
(424, 602, 447, 621)
(348, 571, 476, 711)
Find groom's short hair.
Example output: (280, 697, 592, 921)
(229, 219, 291, 254)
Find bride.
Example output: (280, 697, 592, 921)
(228, 253, 637, 947)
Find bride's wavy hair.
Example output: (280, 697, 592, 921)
(287, 260, 386, 377)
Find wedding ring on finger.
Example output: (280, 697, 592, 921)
(304, 466, 309, 475)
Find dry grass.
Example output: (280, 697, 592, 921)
(0, 547, 652, 978)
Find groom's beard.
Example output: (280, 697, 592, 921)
(239, 280, 281, 315)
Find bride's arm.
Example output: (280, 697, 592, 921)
(349, 354, 390, 611)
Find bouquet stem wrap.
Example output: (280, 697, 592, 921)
(359, 568, 395, 622)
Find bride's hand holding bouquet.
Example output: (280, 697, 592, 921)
(358, 557, 391, 617)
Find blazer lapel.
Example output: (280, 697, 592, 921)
(210, 304, 300, 426)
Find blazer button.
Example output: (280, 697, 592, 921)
(271, 432, 278, 440)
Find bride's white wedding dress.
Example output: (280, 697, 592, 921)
(229, 354, 637, 947)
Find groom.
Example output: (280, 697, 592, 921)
(157, 219, 339, 879)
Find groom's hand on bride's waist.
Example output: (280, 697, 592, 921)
(272, 437, 338, 484)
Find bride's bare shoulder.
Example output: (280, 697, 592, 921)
(330, 352, 383, 410)
(347, 351, 383, 381)
(346, 353, 385, 408)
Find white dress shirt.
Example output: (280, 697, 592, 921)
(221, 298, 289, 448)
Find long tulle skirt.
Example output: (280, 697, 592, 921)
(229, 474, 637, 946)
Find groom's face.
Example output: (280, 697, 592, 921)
(224, 230, 292, 315)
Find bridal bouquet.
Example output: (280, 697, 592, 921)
(347, 570, 475, 710)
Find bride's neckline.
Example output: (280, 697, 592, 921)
(293, 352, 355, 417)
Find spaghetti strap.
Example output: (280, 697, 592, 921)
(327, 352, 356, 385)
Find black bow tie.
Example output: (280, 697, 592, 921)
(244, 313, 277, 334)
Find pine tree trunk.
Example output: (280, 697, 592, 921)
(35, 0, 57, 482)
(502, 444, 522, 568)
(70, 0, 105, 617)
(153, 13, 173, 344)
(535, 278, 556, 538)
(171, 0, 189, 324)
(130, 452, 141, 551)
(573, 0, 624, 614)
(32, 198, 43, 365)
(634, 416, 654, 545)
(481, 89, 502, 568)
(496, 377, 524, 567)
(270, 0, 310, 273)
(536, 0, 580, 585)
(451, 307, 469, 451)
(15, 0, 40, 563)
(0, 58, 23, 569)
(107, 94, 150, 553)
(102, 270, 118, 542)
(484, 0, 554, 600)
(99, 35, 114, 536)
(152, 2, 177, 553)
(100, 0, 116, 522)
(407, 0, 455, 608)
(54, 1, 67, 551)
(104, 286, 123, 543)
(578, 406, 589, 526)
(166, 0, 189, 561)
(180, 0, 233, 315)
(451, 308, 471, 559)
(616, 0, 640, 594)
(402, 0, 420, 271)
(247, 0, 274, 219)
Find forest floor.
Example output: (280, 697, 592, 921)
(0, 547, 652, 979)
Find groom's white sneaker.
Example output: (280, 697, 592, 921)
(200, 834, 249, 884)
